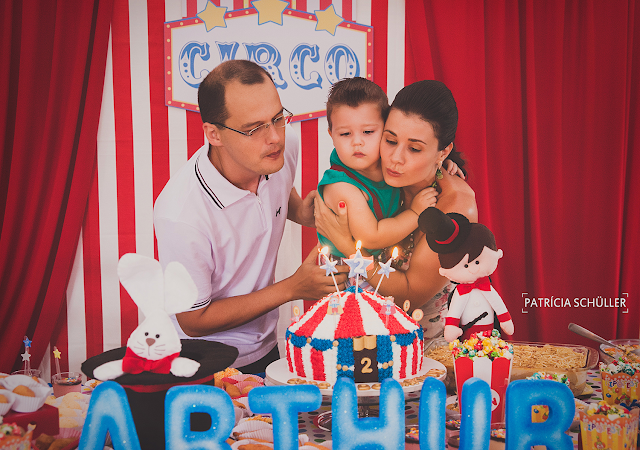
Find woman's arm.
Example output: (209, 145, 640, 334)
(371, 234, 449, 307)
(315, 173, 477, 308)
(371, 172, 478, 306)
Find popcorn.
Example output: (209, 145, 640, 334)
(0, 422, 22, 439)
(585, 401, 631, 419)
(526, 371, 570, 386)
(600, 360, 640, 406)
(600, 360, 640, 376)
(449, 330, 514, 361)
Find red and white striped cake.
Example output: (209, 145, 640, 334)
(286, 288, 424, 385)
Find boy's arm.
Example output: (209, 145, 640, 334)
(323, 182, 437, 250)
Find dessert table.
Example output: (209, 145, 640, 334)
(292, 369, 603, 449)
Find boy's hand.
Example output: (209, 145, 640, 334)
(410, 187, 438, 216)
(443, 159, 465, 180)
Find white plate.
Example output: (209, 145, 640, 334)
(265, 358, 446, 398)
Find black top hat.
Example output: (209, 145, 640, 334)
(418, 207, 471, 254)
(81, 340, 238, 450)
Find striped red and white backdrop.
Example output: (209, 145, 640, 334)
(45, 0, 407, 376)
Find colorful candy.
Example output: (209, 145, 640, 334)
(599, 360, 640, 376)
(490, 427, 506, 440)
(0, 422, 23, 439)
(585, 400, 631, 419)
(526, 371, 570, 386)
(449, 330, 514, 361)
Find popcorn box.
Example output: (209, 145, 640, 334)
(454, 356, 512, 423)
(600, 370, 640, 406)
(578, 408, 639, 450)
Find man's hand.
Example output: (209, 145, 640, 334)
(288, 244, 349, 300)
(288, 188, 316, 228)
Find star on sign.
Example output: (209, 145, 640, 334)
(21, 351, 31, 362)
(197, 1, 227, 32)
(376, 259, 396, 279)
(23, 337, 32, 348)
(344, 249, 368, 278)
(53, 348, 62, 359)
(252, 0, 288, 25)
(314, 4, 343, 35)
(320, 258, 339, 277)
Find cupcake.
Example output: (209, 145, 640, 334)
(0, 374, 52, 412)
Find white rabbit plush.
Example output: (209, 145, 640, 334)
(93, 254, 201, 381)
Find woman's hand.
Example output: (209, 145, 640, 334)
(314, 195, 355, 255)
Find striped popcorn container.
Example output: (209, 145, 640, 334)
(454, 356, 513, 423)
(599, 361, 640, 406)
(578, 407, 639, 450)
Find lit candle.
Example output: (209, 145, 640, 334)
(344, 241, 369, 296)
(319, 246, 342, 298)
(373, 247, 398, 296)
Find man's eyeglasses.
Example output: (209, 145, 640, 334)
(214, 108, 293, 138)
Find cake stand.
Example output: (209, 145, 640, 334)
(265, 358, 446, 431)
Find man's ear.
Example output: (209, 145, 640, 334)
(203, 122, 222, 146)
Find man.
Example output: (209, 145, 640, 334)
(154, 60, 348, 373)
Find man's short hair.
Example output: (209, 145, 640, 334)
(325, 77, 389, 130)
(198, 60, 272, 125)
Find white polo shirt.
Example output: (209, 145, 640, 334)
(154, 127, 298, 367)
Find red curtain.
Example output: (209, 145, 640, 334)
(405, 0, 640, 345)
(0, 0, 113, 372)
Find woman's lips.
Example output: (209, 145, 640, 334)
(386, 168, 402, 177)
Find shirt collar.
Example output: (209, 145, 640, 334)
(194, 145, 258, 209)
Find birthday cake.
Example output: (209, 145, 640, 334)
(286, 287, 424, 385)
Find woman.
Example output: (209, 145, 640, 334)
(314, 80, 477, 338)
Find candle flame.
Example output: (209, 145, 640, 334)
(356, 240, 362, 250)
(392, 247, 399, 259)
(320, 246, 329, 256)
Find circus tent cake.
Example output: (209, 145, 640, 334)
(286, 287, 424, 385)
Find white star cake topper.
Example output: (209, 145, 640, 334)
(344, 249, 369, 278)
(376, 258, 396, 279)
(320, 258, 339, 277)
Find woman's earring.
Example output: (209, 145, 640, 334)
(436, 167, 443, 180)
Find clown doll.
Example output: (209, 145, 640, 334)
(418, 207, 514, 342)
